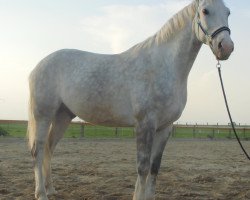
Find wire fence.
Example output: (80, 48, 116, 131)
(65, 124, 135, 138)
(0, 120, 250, 139)
(172, 124, 250, 140)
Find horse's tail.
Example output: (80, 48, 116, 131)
(27, 76, 36, 154)
(27, 72, 52, 162)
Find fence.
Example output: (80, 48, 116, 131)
(65, 123, 135, 138)
(172, 124, 250, 140)
(0, 120, 250, 139)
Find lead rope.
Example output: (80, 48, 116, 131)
(217, 61, 250, 160)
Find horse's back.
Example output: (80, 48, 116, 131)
(29, 49, 135, 126)
(30, 49, 117, 97)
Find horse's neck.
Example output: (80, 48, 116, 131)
(159, 19, 202, 80)
(125, 17, 202, 80)
(124, 5, 202, 80)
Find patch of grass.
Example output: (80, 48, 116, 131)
(172, 126, 250, 139)
(0, 122, 250, 139)
(0, 127, 9, 136)
(65, 124, 135, 138)
(0, 123, 26, 137)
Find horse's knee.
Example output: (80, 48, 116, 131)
(137, 155, 151, 177)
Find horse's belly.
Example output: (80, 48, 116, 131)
(78, 109, 134, 127)
(64, 97, 134, 127)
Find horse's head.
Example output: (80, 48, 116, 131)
(193, 0, 234, 60)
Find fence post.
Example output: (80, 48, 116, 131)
(229, 129, 231, 139)
(80, 123, 85, 138)
(193, 125, 196, 138)
(115, 128, 118, 137)
(172, 126, 176, 138)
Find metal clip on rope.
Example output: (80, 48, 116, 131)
(216, 61, 221, 69)
(217, 61, 250, 160)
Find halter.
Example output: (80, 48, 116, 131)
(195, 3, 231, 44)
(197, 21, 231, 42)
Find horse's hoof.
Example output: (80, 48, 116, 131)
(36, 195, 49, 200)
(38, 197, 49, 200)
(35, 191, 49, 200)
(145, 197, 155, 200)
(46, 186, 58, 196)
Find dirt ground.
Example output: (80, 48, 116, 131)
(0, 138, 250, 200)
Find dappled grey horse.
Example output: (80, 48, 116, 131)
(28, 0, 234, 199)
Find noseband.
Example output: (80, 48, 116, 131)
(197, 21, 231, 42)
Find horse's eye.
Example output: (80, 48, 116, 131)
(202, 9, 209, 15)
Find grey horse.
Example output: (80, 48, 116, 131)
(28, 0, 234, 199)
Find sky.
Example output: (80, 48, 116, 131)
(0, 0, 250, 124)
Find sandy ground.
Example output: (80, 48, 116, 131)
(0, 138, 250, 200)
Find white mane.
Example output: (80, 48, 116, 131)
(130, 1, 196, 51)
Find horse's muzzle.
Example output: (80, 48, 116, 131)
(215, 38, 234, 60)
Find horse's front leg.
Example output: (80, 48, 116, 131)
(145, 125, 172, 200)
(133, 118, 156, 200)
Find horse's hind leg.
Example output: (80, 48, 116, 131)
(29, 97, 60, 199)
(43, 104, 75, 196)
(31, 118, 52, 200)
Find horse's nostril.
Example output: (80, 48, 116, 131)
(218, 42, 222, 49)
